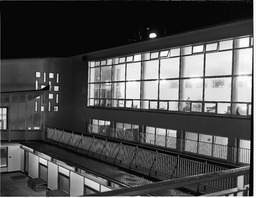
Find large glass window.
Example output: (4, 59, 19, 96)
(159, 80, 179, 100)
(160, 58, 179, 79)
(143, 60, 159, 80)
(113, 64, 125, 81)
(127, 62, 141, 81)
(205, 51, 232, 76)
(181, 54, 204, 77)
(88, 35, 253, 117)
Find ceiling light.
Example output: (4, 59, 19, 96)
(149, 32, 157, 39)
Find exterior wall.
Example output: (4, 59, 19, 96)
(71, 20, 252, 141)
(1, 57, 73, 131)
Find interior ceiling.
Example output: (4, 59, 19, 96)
(1, 1, 253, 59)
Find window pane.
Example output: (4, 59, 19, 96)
(100, 83, 111, 99)
(90, 68, 100, 83)
(159, 80, 179, 100)
(142, 53, 150, 60)
(185, 132, 198, 153)
(36, 72, 41, 78)
(126, 82, 140, 99)
(101, 66, 112, 82)
(170, 48, 180, 57)
(181, 54, 204, 77)
(112, 83, 125, 99)
(234, 48, 252, 75)
(113, 64, 125, 81)
(219, 39, 233, 50)
(181, 46, 192, 55)
(127, 62, 141, 81)
(89, 84, 100, 98)
(151, 52, 159, 59)
(205, 78, 231, 101)
(142, 81, 158, 99)
(193, 45, 204, 53)
(217, 103, 230, 114)
(235, 37, 250, 48)
(180, 78, 203, 100)
(233, 76, 252, 102)
(160, 50, 169, 57)
(205, 51, 232, 76)
(160, 58, 179, 79)
(143, 60, 159, 80)
(134, 54, 141, 61)
(206, 43, 218, 51)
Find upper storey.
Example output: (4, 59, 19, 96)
(85, 19, 253, 118)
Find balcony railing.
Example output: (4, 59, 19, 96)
(45, 127, 250, 194)
(87, 124, 250, 165)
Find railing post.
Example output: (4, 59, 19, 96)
(236, 175, 244, 196)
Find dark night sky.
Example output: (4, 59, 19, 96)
(1, 1, 253, 59)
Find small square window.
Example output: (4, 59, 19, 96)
(126, 56, 133, 62)
(49, 73, 54, 79)
(36, 72, 41, 78)
(160, 50, 169, 57)
(219, 40, 233, 50)
(181, 46, 192, 55)
(49, 94, 53, 99)
(193, 45, 204, 53)
(170, 48, 180, 57)
(119, 57, 125, 63)
(142, 53, 150, 60)
(90, 61, 95, 67)
(100, 60, 106, 65)
(106, 59, 112, 65)
(134, 54, 141, 61)
(95, 61, 100, 66)
(113, 58, 119, 64)
(206, 43, 218, 51)
(150, 52, 159, 59)
(54, 106, 58, 112)
(41, 106, 44, 111)
(54, 86, 59, 91)
(235, 37, 250, 48)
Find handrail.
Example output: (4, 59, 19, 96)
(91, 166, 250, 196)
(87, 123, 250, 165)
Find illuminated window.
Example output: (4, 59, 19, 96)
(49, 73, 54, 79)
(36, 72, 41, 78)
(0, 107, 8, 130)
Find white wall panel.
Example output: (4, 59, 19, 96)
(28, 152, 38, 178)
(20, 149, 24, 173)
(84, 177, 100, 191)
(70, 172, 84, 196)
(48, 161, 58, 190)
(8, 146, 21, 172)
(59, 166, 70, 176)
(39, 157, 48, 166)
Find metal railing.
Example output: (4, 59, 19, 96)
(91, 166, 250, 196)
(45, 127, 250, 193)
(87, 124, 251, 165)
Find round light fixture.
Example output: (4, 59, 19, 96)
(149, 32, 157, 39)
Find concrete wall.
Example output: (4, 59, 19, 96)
(70, 54, 251, 141)
(1, 58, 73, 131)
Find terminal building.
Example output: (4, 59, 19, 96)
(0, 18, 253, 196)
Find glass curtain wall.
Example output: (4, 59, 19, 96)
(88, 35, 253, 116)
